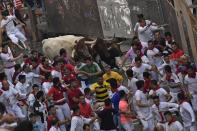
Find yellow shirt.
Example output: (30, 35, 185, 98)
(103, 71, 123, 83)
(91, 81, 111, 102)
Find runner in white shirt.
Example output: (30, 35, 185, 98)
(149, 80, 171, 102)
(158, 55, 176, 74)
(164, 111, 184, 131)
(51, 61, 62, 80)
(132, 57, 158, 80)
(0, 44, 23, 82)
(15, 75, 28, 100)
(126, 69, 138, 94)
(42, 72, 53, 95)
(159, 65, 182, 103)
(30, 58, 43, 86)
(1, 80, 25, 120)
(184, 66, 197, 111)
(133, 14, 145, 36)
(28, 84, 39, 115)
(151, 96, 179, 131)
(177, 93, 196, 131)
(146, 40, 163, 67)
(138, 18, 164, 49)
(134, 80, 154, 131)
(70, 105, 97, 131)
(21, 64, 41, 93)
(131, 48, 149, 66)
(1, 10, 30, 50)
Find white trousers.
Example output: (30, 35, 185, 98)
(140, 118, 155, 131)
(184, 125, 197, 131)
(8, 104, 25, 120)
(86, 118, 100, 131)
(4, 67, 15, 83)
(191, 95, 197, 111)
(8, 30, 27, 44)
(169, 92, 178, 103)
(122, 121, 134, 131)
(55, 103, 71, 131)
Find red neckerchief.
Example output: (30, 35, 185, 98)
(85, 96, 91, 100)
(173, 48, 180, 53)
(181, 62, 190, 66)
(143, 78, 151, 93)
(156, 104, 165, 122)
(32, 64, 39, 70)
(112, 89, 118, 93)
(1, 87, 7, 91)
(166, 73, 172, 81)
(154, 86, 160, 91)
(42, 79, 51, 83)
(52, 67, 59, 72)
(12, 71, 20, 82)
(139, 42, 143, 49)
(188, 73, 196, 78)
(30, 91, 35, 95)
(43, 65, 52, 70)
(10, 9, 14, 15)
(140, 24, 145, 27)
(180, 99, 187, 105)
(148, 47, 154, 50)
(1, 50, 7, 54)
(72, 113, 80, 117)
(168, 118, 176, 125)
(104, 106, 112, 110)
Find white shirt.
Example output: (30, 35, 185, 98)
(15, 81, 27, 100)
(184, 72, 197, 95)
(42, 81, 53, 94)
(151, 102, 179, 122)
(0, 47, 15, 68)
(74, 63, 87, 79)
(138, 21, 161, 45)
(134, 20, 157, 32)
(21, 71, 40, 93)
(51, 69, 62, 80)
(135, 90, 151, 117)
(128, 77, 138, 93)
(2, 86, 19, 106)
(149, 88, 167, 102)
(132, 63, 152, 80)
(70, 116, 90, 131)
(131, 55, 149, 66)
(166, 121, 183, 131)
(158, 60, 176, 74)
(118, 85, 129, 94)
(49, 126, 61, 131)
(1, 15, 18, 34)
(146, 48, 162, 67)
(180, 101, 195, 127)
(28, 93, 35, 107)
(162, 73, 181, 93)
(30, 65, 42, 86)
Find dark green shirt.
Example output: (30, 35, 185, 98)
(80, 62, 101, 84)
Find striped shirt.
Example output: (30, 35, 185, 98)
(91, 81, 111, 102)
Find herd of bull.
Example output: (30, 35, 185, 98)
(42, 35, 125, 69)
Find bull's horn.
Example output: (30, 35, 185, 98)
(84, 39, 97, 45)
(71, 49, 76, 58)
(103, 38, 113, 41)
(117, 42, 124, 45)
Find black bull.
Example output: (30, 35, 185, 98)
(74, 38, 123, 68)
